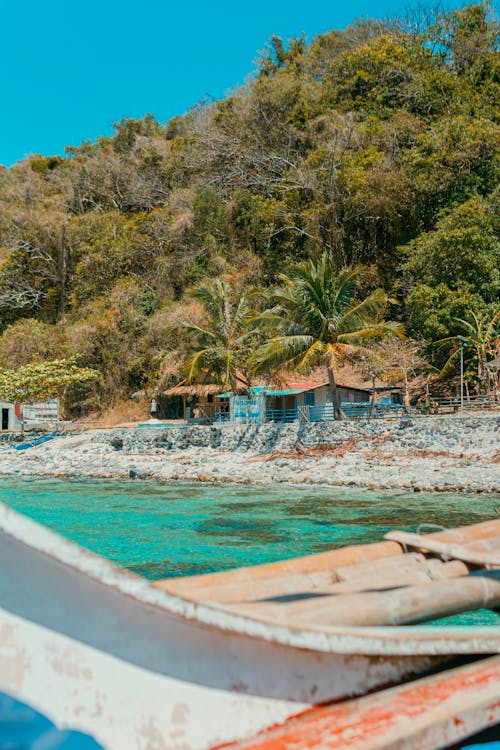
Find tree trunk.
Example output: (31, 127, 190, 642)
(368, 376, 376, 418)
(327, 364, 347, 420)
(403, 374, 411, 413)
(58, 225, 67, 318)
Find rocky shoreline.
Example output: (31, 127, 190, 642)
(0, 413, 498, 494)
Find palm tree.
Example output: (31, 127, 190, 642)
(180, 278, 258, 390)
(439, 306, 500, 395)
(249, 254, 404, 419)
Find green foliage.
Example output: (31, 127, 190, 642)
(0, 359, 99, 402)
(403, 196, 500, 300)
(406, 283, 486, 343)
(179, 278, 260, 389)
(437, 304, 500, 392)
(0, 3, 497, 412)
(0, 319, 58, 368)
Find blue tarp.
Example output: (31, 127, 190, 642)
(0, 692, 104, 749)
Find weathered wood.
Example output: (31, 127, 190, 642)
(335, 553, 426, 582)
(225, 560, 469, 621)
(385, 531, 500, 566)
(155, 541, 403, 602)
(222, 656, 500, 750)
(155, 520, 500, 605)
(322, 560, 468, 593)
(466, 533, 500, 552)
(225, 561, 470, 619)
(289, 573, 500, 626)
(422, 519, 500, 544)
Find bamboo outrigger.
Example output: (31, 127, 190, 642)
(0, 503, 499, 749)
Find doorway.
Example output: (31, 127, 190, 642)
(1, 408, 9, 430)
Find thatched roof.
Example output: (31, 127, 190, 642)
(164, 371, 249, 398)
(164, 383, 229, 397)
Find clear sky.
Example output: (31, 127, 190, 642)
(1, 0, 472, 166)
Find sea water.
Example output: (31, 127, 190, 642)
(1, 476, 499, 626)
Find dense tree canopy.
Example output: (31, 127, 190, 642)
(0, 3, 498, 410)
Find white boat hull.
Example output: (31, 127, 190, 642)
(0, 504, 498, 749)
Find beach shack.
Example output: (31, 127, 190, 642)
(165, 374, 248, 422)
(22, 399, 60, 426)
(221, 381, 373, 424)
(166, 373, 403, 424)
(0, 398, 59, 431)
(264, 381, 372, 422)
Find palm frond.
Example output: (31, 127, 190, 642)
(295, 339, 327, 372)
(337, 289, 392, 333)
(338, 321, 404, 345)
(439, 347, 462, 378)
(250, 334, 315, 374)
(183, 348, 215, 384)
(331, 266, 360, 316)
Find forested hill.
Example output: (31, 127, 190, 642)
(0, 3, 498, 412)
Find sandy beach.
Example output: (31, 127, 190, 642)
(0, 413, 498, 493)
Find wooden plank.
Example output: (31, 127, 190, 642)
(385, 531, 500, 566)
(319, 560, 468, 594)
(219, 656, 500, 750)
(467, 533, 500, 552)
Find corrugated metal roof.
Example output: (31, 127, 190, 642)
(265, 388, 305, 396)
(218, 382, 372, 398)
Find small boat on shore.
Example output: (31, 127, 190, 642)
(13, 429, 58, 451)
(0, 503, 499, 749)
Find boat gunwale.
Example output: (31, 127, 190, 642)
(1, 501, 499, 656)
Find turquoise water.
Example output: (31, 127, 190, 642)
(1, 477, 499, 626)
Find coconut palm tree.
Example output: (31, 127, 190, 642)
(180, 278, 259, 390)
(249, 254, 404, 419)
(439, 306, 500, 395)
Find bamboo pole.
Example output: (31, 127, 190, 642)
(385, 531, 500, 566)
(291, 573, 500, 627)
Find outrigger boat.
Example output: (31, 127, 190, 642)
(0, 502, 499, 749)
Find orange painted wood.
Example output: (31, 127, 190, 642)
(219, 656, 500, 750)
(385, 531, 500, 566)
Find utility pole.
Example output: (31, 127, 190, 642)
(457, 336, 468, 409)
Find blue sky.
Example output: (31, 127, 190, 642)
(0, 0, 476, 166)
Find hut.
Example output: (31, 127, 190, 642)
(264, 381, 372, 422)
(164, 373, 248, 422)
(0, 399, 60, 431)
(222, 368, 403, 424)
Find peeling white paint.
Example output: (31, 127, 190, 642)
(0, 502, 499, 749)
